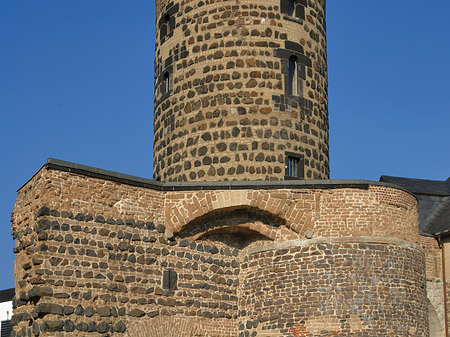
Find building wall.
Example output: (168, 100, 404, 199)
(153, 0, 329, 181)
(12, 168, 239, 336)
(420, 235, 449, 337)
(239, 239, 427, 336)
(0, 301, 12, 322)
(164, 185, 419, 243)
(10, 165, 429, 336)
(444, 241, 450, 337)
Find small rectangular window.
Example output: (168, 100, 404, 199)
(1, 320, 12, 337)
(285, 152, 304, 179)
(162, 270, 177, 291)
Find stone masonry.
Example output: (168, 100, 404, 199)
(10, 0, 447, 335)
(421, 235, 448, 337)
(10, 159, 429, 336)
(153, 0, 329, 181)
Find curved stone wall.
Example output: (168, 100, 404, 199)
(165, 184, 419, 244)
(239, 238, 428, 337)
(153, 0, 329, 181)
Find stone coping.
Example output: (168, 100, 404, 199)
(18, 158, 415, 198)
(245, 236, 423, 256)
(245, 236, 423, 255)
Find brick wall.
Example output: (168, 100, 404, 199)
(165, 185, 419, 244)
(239, 239, 428, 336)
(12, 208, 240, 336)
(421, 236, 442, 279)
(10, 163, 429, 336)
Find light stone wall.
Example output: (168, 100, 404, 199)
(420, 235, 449, 337)
(427, 278, 445, 337)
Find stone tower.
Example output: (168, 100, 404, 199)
(153, 0, 329, 182)
(10, 1, 434, 336)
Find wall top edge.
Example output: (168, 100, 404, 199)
(245, 236, 423, 256)
(17, 158, 415, 198)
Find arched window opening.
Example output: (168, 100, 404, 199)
(288, 56, 297, 96)
(160, 24, 168, 40)
(280, 0, 305, 20)
(160, 14, 172, 42)
(286, 0, 294, 16)
(162, 71, 171, 96)
(295, 4, 305, 20)
(164, 14, 171, 34)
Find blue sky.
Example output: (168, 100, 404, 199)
(1, 1, 449, 289)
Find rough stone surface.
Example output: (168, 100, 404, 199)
(10, 165, 438, 336)
(9, 0, 449, 334)
(153, 0, 329, 182)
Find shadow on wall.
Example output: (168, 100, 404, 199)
(175, 205, 291, 247)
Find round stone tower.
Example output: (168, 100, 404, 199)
(153, 0, 329, 182)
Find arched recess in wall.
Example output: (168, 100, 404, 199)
(428, 299, 445, 337)
(288, 55, 297, 96)
(175, 206, 299, 248)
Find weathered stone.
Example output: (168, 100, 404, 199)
(35, 303, 63, 316)
(11, 312, 31, 325)
(85, 306, 94, 317)
(64, 320, 75, 332)
(40, 321, 64, 332)
(87, 321, 97, 332)
(128, 308, 146, 317)
(94, 216, 105, 223)
(179, 239, 190, 247)
(96, 307, 111, 317)
(35, 207, 50, 219)
(246, 79, 257, 88)
(75, 322, 88, 332)
(114, 320, 126, 333)
(32, 321, 40, 336)
(74, 305, 84, 316)
(28, 286, 53, 298)
(63, 306, 74, 315)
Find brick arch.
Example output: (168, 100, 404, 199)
(176, 207, 299, 242)
(165, 189, 312, 235)
(195, 221, 277, 241)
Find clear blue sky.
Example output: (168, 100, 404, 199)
(1, 1, 449, 289)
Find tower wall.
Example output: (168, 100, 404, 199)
(239, 239, 428, 336)
(153, 0, 329, 182)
